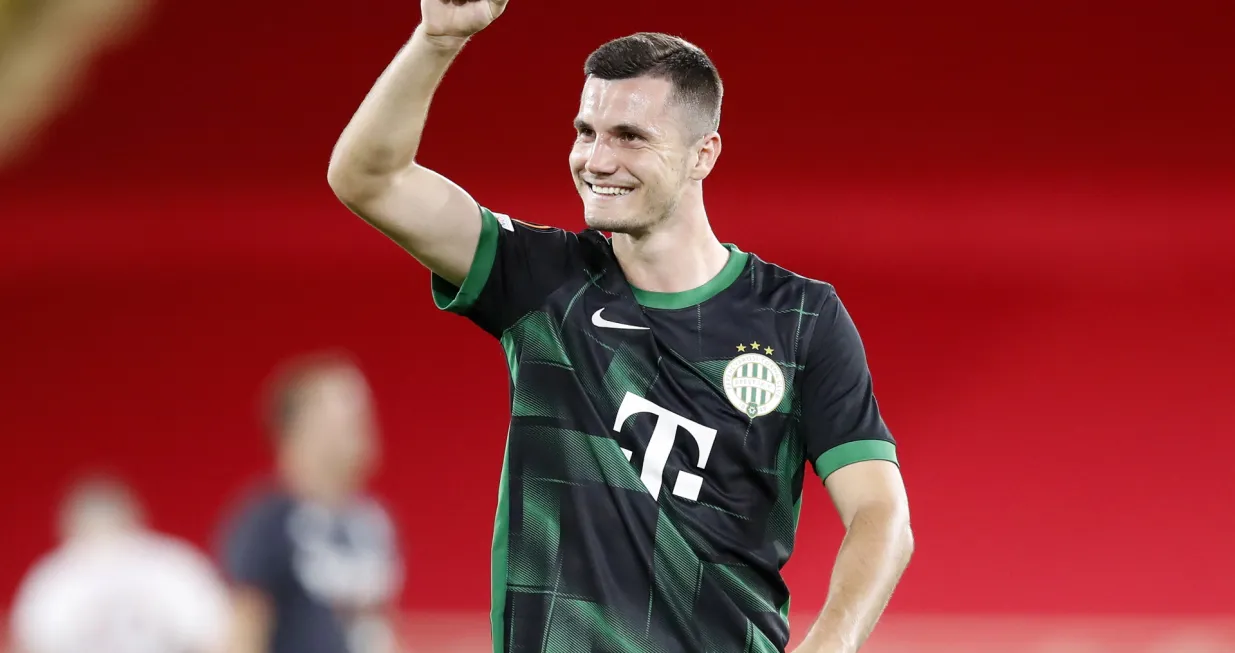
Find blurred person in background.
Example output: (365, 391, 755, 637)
(8, 473, 229, 653)
(217, 351, 405, 653)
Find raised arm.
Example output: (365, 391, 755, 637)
(326, 0, 510, 287)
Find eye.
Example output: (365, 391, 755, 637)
(618, 131, 642, 143)
(576, 127, 595, 140)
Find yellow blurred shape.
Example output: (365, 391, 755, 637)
(0, 0, 152, 169)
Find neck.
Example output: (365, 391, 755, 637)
(611, 191, 729, 294)
(64, 522, 137, 544)
(278, 453, 354, 507)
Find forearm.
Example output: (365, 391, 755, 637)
(227, 588, 273, 653)
(796, 507, 914, 653)
(328, 25, 467, 182)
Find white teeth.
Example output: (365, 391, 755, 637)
(590, 185, 632, 196)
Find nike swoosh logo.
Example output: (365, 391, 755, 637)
(591, 308, 649, 331)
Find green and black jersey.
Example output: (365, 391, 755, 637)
(431, 207, 898, 653)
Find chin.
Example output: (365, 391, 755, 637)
(583, 212, 641, 234)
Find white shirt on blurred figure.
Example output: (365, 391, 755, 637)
(10, 527, 230, 653)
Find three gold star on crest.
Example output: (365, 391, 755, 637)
(735, 341, 773, 355)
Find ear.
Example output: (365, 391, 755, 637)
(689, 131, 722, 181)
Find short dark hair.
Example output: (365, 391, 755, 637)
(261, 349, 360, 441)
(583, 32, 723, 138)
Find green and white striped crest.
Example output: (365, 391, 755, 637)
(721, 352, 785, 418)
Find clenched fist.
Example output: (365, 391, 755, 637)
(420, 0, 509, 42)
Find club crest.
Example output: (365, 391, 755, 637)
(722, 342, 785, 418)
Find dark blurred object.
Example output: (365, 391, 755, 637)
(0, 0, 151, 168)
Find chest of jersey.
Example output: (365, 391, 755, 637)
(503, 279, 807, 511)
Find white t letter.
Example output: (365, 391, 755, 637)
(613, 392, 717, 501)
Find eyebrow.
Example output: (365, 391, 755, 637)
(574, 119, 653, 140)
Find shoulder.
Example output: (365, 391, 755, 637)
(10, 548, 75, 647)
(234, 483, 294, 519)
(743, 249, 839, 306)
(353, 494, 400, 541)
(484, 208, 617, 271)
(141, 533, 223, 578)
(736, 250, 856, 361)
(487, 208, 594, 245)
(219, 485, 295, 542)
(492, 207, 607, 245)
(500, 213, 618, 275)
(353, 493, 396, 523)
(12, 547, 70, 609)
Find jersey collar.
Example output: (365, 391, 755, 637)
(629, 244, 749, 310)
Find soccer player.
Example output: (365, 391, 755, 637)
(9, 475, 229, 653)
(327, 1, 914, 652)
(217, 353, 404, 653)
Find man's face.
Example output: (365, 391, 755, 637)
(569, 76, 702, 234)
(288, 366, 378, 484)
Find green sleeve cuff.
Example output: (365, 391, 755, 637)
(813, 440, 898, 480)
(431, 206, 500, 313)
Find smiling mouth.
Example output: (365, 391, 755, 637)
(586, 183, 634, 197)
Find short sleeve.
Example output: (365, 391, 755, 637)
(801, 288, 898, 481)
(431, 205, 582, 337)
(218, 498, 291, 594)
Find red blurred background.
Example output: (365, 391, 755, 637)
(2, 0, 1233, 649)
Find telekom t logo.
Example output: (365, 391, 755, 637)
(613, 392, 718, 502)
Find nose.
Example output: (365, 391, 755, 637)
(583, 139, 619, 176)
